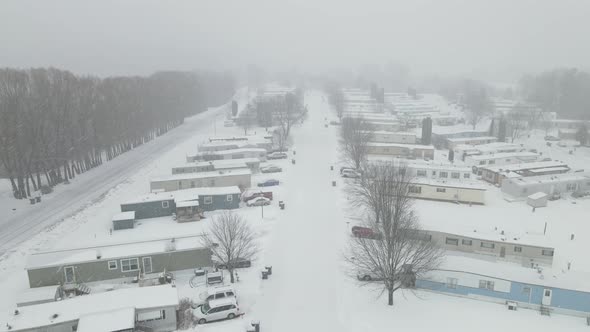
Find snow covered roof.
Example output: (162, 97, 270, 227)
(16, 286, 57, 306)
(151, 169, 251, 183)
(528, 192, 548, 200)
(77, 307, 135, 332)
(367, 142, 435, 150)
(194, 148, 267, 156)
(208, 134, 272, 141)
(481, 161, 568, 173)
(26, 236, 207, 269)
(2, 285, 178, 332)
(364, 130, 416, 136)
(112, 211, 135, 222)
(507, 172, 590, 186)
(446, 136, 498, 143)
(121, 191, 176, 205)
(412, 178, 486, 191)
(468, 151, 539, 161)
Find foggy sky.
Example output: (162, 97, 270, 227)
(1, 0, 589, 81)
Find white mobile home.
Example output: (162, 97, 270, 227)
(480, 161, 570, 185)
(198, 139, 272, 152)
(367, 142, 435, 160)
(150, 169, 251, 192)
(367, 131, 417, 144)
(187, 148, 267, 162)
(464, 151, 539, 168)
(501, 173, 590, 198)
(174, 158, 260, 174)
(408, 179, 486, 204)
(445, 136, 498, 149)
(454, 142, 526, 161)
(3, 285, 179, 332)
(408, 163, 473, 181)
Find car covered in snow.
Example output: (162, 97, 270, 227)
(260, 165, 282, 173)
(215, 257, 252, 270)
(194, 285, 236, 306)
(257, 179, 279, 187)
(246, 196, 271, 207)
(267, 152, 288, 160)
(357, 269, 384, 281)
(242, 190, 273, 202)
(193, 297, 241, 324)
(544, 135, 560, 141)
(341, 169, 361, 178)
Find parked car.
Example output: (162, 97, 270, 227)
(194, 286, 236, 306)
(261, 165, 282, 173)
(206, 271, 224, 285)
(216, 258, 252, 270)
(223, 120, 234, 127)
(258, 179, 280, 187)
(268, 152, 288, 160)
(329, 120, 341, 126)
(246, 197, 271, 207)
(557, 141, 567, 147)
(357, 269, 383, 281)
(544, 135, 560, 141)
(341, 169, 361, 178)
(193, 297, 241, 324)
(242, 190, 273, 202)
(351, 226, 381, 239)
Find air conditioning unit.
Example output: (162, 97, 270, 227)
(507, 301, 517, 311)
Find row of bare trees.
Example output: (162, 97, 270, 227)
(339, 117, 373, 169)
(0, 68, 235, 199)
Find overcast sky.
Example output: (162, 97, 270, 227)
(1, 0, 589, 81)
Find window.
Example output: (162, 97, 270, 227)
(566, 183, 577, 191)
(142, 257, 153, 274)
(479, 161, 486, 165)
(162, 201, 169, 209)
(409, 186, 422, 194)
(436, 188, 446, 193)
(463, 173, 471, 179)
(432, 171, 437, 176)
(541, 249, 554, 257)
(522, 286, 531, 295)
(178, 181, 182, 189)
(445, 237, 459, 246)
(204, 196, 213, 204)
(514, 246, 522, 253)
(478, 280, 495, 291)
(488, 160, 496, 165)
(480, 242, 495, 249)
(226, 195, 233, 202)
(451, 172, 460, 179)
(190, 181, 195, 188)
(461, 239, 472, 246)
(416, 170, 427, 177)
(108, 260, 117, 270)
(506, 159, 511, 162)
(137, 310, 165, 322)
(446, 277, 458, 289)
(439, 172, 448, 178)
(544, 289, 551, 297)
(120, 258, 139, 272)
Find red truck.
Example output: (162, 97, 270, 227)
(351, 226, 381, 239)
(242, 190, 273, 202)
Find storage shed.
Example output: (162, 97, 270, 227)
(112, 211, 136, 230)
(527, 192, 548, 208)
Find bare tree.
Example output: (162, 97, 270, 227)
(236, 105, 256, 135)
(200, 212, 258, 283)
(346, 163, 444, 306)
(506, 108, 529, 143)
(340, 117, 373, 169)
(464, 85, 492, 129)
(275, 91, 307, 150)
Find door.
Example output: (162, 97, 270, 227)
(500, 246, 506, 258)
(542, 288, 552, 306)
(64, 266, 75, 284)
(142, 257, 153, 274)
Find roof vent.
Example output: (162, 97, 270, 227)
(13, 309, 19, 316)
(51, 313, 59, 320)
(96, 251, 102, 260)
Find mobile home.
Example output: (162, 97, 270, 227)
(501, 173, 590, 198)
(445, 136, 498, 149)
(175, 158, 260, 174)
(464, 151, 539, 168)
(366, 142, 435, 160)
(367, 131, 417, 144)
(3, 285, 179, 332)
(480, 161, 570, 185)
(187, 148, 267, 162)
(26, 236, 212, 288)
(150, 169, 251, 192)
(408, 179, 486, 204)
(198, 139, 272, 152)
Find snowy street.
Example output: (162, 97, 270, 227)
(0, 90, 247, 257)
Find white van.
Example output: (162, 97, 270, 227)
(206, 271, 224, 285)
(193, 297, 241, 324)
(194, 285, 236, 306)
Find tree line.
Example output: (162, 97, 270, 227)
(0, 68, 235, 199)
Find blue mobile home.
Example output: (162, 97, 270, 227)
(415, 258, 590, 317)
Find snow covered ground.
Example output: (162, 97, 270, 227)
(1, 90, 589, 331)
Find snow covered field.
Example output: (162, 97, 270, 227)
(1, 90, 589, 331)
